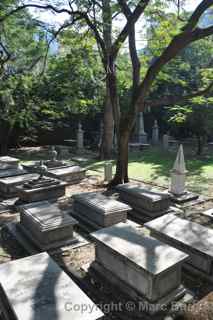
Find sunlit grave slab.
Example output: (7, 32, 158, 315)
(0, 173, 39, 197)
(145, 213, 213, 279)
(72, 192, 131, 229)
(18, 200, 78, 250)
(16, 178, 67, 203)
(0, 252, 104, 320)
(116, 183, 172, 221)
(90, 222, 188, 313)
(0, 156, 20, 170)
(46, 165, 86, 184)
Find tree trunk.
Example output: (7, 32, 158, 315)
(109, 127, 130, 185)
(0, 122, 11, 155)
(100, 80, 114, 159)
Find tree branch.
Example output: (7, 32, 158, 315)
(135, 1, 213, 108)
(111, 0, 150, 58)
(0, 3, 72, 23)
(143, 81, 213, 109)
(183, 0, 213, 32)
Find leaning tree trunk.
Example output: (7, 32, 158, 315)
(100, 80, 114, 159)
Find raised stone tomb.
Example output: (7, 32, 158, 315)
(0, 173, 39, 196)
(116, 183, 170, 219)
(0, 252, 103, 320)
(72, 192, 130, 228)
(0, 167, 27, 179)
(19, 201, 78, 250)
(47, 165, 86, 184)
(91, 222, 188, 311)
(0, 156, 20, 170)
(145, 213, 213, 277)
(16, 178, 67, 203)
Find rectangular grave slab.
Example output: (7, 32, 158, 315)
(116, 183, 170, 218)
(91, 222, 188, 306)
(16, 180, 67, 203)
(46, 165, 86, 183)
(0, 168, 27, 179)
(19, 201, 78, 250)
(0, 252, 103, 320)
(145, 213, 213, 276)
(0, 156, 20, 170)
(0, 173, 39, 196)
(72, 192, 131, 228)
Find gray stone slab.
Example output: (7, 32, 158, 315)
(145, 213, 213, 276)
(91, 222, 188, 302)
(0, 156, 19, 169)
(73, 192, 130, 227)
(0, 168, 27, 179)
(0, 173, 39, 196)
(16, 180, 67, 203)
(47, 166, 86, 183)
(19, 201, 78, 250)
(116, 183, 170, 217)
(0, 252, 103, 320)
(202, 208, 213, 218)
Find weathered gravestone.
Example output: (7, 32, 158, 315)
(72, 192, 131, 229)
(169, 145, 198, 203)
(152, 120, 159, 145)
(116, 183, 171, 221)
(0, 167, 27, 179)
(0, 156, 20, 170)
(145, 213, 213, 280)
(91, 222, 188, 314)
(0, 252, 104, 320)
(46, 166, 86, 184)
(19, 201, 78, 250)
(0, 173, 39, 197)
(16, 178, 67, 203)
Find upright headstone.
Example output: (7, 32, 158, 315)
(50, 146, 58, 161)
(170, 144, 186, 196)
(77, 122, 84, 152)
(138, 112, 147, 144)
(104, 162, 112, 182)
(163, 134, 169, 150)
(152, 120, 159, 145)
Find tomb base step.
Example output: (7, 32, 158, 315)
(169, 192, 199, 204)
(89, 261, 187, 315)
(6, 222, 88, 253)
(129, 205, 183, 223)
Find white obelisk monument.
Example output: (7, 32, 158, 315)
(170, 144, 187, 195)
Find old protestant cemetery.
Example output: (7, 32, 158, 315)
(0, 1, 213, 320)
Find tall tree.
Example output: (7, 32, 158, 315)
(1, 0, 213, 180)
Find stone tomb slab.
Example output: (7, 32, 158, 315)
(0, 168, 27, 179)
(19, 201, 78, 250)
(91, 222, 188, 310)
(116, 183, 170, 218)
(0, 173, 39, 196)
(47, 165, 86, 184)
(145, 213, 213, 277)
(16, 179, 67, 203)
(72, 192, 131, 228)
(0, 156, 19, 170)
(0, 252, 103, 320)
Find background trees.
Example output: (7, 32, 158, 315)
(0, 0, 213, 184)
